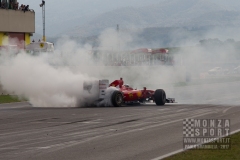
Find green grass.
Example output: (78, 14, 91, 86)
(164, 132, 240, 160)
(0, 95, 27, 104)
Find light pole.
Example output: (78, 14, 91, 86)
(116, 24, 120, 62)
(40, 0, 46, 42)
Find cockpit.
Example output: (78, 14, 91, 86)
(122, 84, 133, 90)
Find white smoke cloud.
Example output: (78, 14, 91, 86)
(0, 52, 96, 107)
(0, 29, 187, 107)
(1, 27, 239, 107)
(98, 28, 133, 50)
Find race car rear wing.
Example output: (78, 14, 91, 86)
(98, 80, 109, 99)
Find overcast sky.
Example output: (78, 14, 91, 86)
(19, 0, 163, 36)
(19, 0, 240, 37)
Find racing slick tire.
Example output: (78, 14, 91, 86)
(154, 89, 166, 106)
(111, 90, 123, 107)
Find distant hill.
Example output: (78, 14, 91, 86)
(47, 25, 240, 50)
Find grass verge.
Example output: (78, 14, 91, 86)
(164, 132, 240, 160)
(0, 95, 27, 104)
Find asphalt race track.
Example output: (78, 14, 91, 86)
(1, 81, 240, 160)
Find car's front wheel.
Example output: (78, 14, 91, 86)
(154, 89, 166, 106)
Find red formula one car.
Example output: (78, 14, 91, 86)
(83, 78, 175, 107)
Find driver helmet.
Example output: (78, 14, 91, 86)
(125, 84, 129, 88)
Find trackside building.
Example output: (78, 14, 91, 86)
(0, 5, 35, 49)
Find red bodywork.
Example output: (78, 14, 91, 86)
(109, 79, 155, 102)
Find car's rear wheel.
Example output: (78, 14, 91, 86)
(111, 91, 123, 107)
(154, 89, 166, 106)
